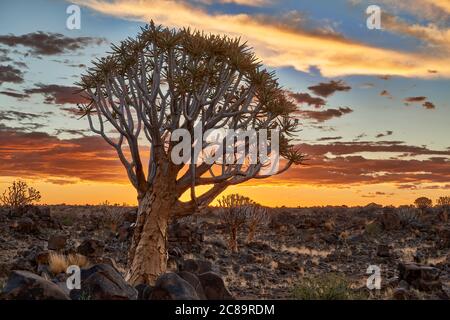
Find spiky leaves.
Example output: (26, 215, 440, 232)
(79, 21, 303, 210)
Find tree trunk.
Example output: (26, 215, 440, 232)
(126, 178, 175, 286)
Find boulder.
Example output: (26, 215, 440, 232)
(76, 239, 104, 257)
(47, 235, 67, 251)
(122, 209, 137, 224)
(377, 211, 401, 230)
(0, 270, 70, 300)
(376, 244, 391, 257)
(398, 263, 442, 292)
(11, 217, 39, 234)
(197, 272, 234, 300)
(116, 222, 133, 242)
(71, 264, 137, 300)
(135, 284, 153, 300)
(150, 273, 200, 300)
(179, 259, 212, 275)
(177, 271, 207, 299)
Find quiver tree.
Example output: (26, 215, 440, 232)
(78, 22, 304, 285)
(0, 180, 41, 209)
(436, 196, 450, 222)
(218, 194, 254, 253)
(245, 204, 269, 243)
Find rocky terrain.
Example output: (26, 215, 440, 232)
(0, 203, 449, 300)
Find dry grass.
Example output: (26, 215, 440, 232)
(49, 252, 89, 274)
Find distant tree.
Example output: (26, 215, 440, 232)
(0, 180, 41, 209)
(245, 205, 269, 243)
(414, 197, 432, 209)
(437, 196, 450, 222)
(437, 196, 450, 207)
(79, 22, 303, 284)
(218, 194, 254, 253)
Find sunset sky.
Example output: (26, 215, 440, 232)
(0, 0, 449, 207)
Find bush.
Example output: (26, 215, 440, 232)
(414, 197, 432, 210)
(364, 221, 382, 237)
(49, 252, 89, 274)
(245, 205, 269, 243)
(396, 206, 420, 225)
(0, 180, 41, 208)
(291, 274, 363, 300)
(218, 194, 254, 253)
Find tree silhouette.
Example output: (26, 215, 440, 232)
(79, 22, 303, 285)
(414, 197, 432, 210)
(0, 180, 41, 209)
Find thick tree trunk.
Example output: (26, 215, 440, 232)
(126, 178, 176, 286)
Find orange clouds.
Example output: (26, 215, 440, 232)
(73, 0, 450, 78)
(0, 128, 127, 183)
(2, 126, 449, 193)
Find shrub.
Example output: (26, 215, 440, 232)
(245, 205, 269, 243)
(396, 206, 421, 225)
(414, 197, 432, 210)
(218, 194, 254, 253)
(49, 252, 89, 274)
(0, 180, 41, 208)
(364, 221, 382, 237)
(291, 274, 362, 300)
(99, 201, 126, 232)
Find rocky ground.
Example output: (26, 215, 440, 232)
(0, 203, 449, 300)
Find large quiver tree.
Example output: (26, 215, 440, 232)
(79, 22, 303, 285)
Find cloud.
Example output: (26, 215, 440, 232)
(217, 0, 269, 6)
(404, 96, 427, 103)
(383, 14, 450, 52)
(0, 110, 46, 122)
(0, 65, 24, 84)
(422, 101, 436, 109)
(404, 96, 436, 109)
(72, 0, 450, 78)
(24, 84, 89, 105)
(0, 127, 127, 183)
(0, 90, 29, 99)
(317, 136, 343, 141)
(380, 90, 392, 98)
(376, 130, 393, 138)
(288, 92, 326, 108)
(296, 107, 353, 123)
(0, 31, 106, 56)
(262, 141, 450, 186)
(308, 80, 351, 97)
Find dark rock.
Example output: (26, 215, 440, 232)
(376, 244, 391, 257)
(398, 263, 442, 292)
(177, 271, 207, 299)
(197, 272, 234, 300)
(135, 284, 153, 300)
(116, 222, 133, 242)
(11, 217, 39, 234)
(123, 209, 137, 224)
(179, 259, 212, 275)
(377, 210, 401, 230)
(73, 264, 137, 300)
(150, 273, 199, 300)
(168, 246, 183, 258)
(210, 238, 227, 250)
(203, 248, 216, 260)
(47, 235, 67, 251)
(0, 270, 70, 300)
(76, 239, 104, 257)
